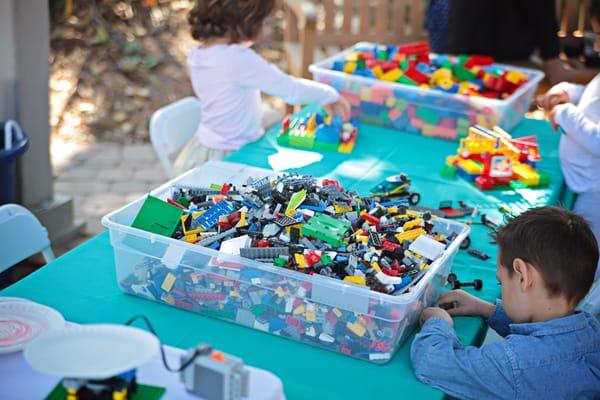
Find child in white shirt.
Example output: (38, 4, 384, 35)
(538, 0, 600, 314)
(173, 0, 350, 175)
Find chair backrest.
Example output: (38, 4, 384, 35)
(0, 204, 55, 273)
(149, 96, 202, 178)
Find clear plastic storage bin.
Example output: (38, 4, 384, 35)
(102, 161, 470, 363)
(309, 42, 544, 141)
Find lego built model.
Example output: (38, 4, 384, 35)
(444, 125, 549, 190)
(276, 111, 358, 153)
(368, 173, 421, 205)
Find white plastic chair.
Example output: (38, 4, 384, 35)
(149, 96, 202, 178)
(0, 204, 55, 273)
(149, 97, 282, 178)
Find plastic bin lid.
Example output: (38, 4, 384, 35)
(0, 120, 29, 163)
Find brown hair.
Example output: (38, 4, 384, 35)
(494, 206, 598, 303)
(188, 0, 276, 43)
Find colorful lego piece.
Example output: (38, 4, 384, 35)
(445, 125, 548, 190)
(277, 110, 359, 153)
(131, 195, 183, 237)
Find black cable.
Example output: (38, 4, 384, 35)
(125, 315, 212, 373)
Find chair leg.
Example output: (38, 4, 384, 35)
(41, 246, 56, 264)
(299, 14, 316, 78)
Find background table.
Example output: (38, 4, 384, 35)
(2, 117, 563, 399)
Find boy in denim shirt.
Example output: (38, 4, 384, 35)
(411, 207, 600, 399)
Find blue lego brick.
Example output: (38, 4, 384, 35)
(268, 316, 287, 332)
(315, 125, 339, 143)
(456, 166, 479, 182)
(360, 101, 385, 117)
(196, 200, 235, 230)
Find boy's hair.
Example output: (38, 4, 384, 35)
(592, 0, 600, 22)
(495, 206, 598, 303)
(188, 0, 276, 43)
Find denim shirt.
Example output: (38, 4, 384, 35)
(410, 300, 600, 399)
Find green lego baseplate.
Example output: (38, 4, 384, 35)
(45, 381, 166, 400)
(131, 195, 183, 237)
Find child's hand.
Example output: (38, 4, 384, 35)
(419, 307, 454, 327)
(549, 104, 562, 131)
(438, 290, 495, 318)
(536, 88, 569, 112)
(324, 96, 351, 122)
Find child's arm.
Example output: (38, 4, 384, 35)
(411, 309, 517, 399)
(235, 47, 348, 114)
(537, 82, 586, 112)
(551, 103, 600, 156)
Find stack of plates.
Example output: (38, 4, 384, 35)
(0, 297, 65, 354)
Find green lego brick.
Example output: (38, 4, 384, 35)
(378, 110, 390, 123)
(301, 213, 350, 247)
(321, 254, 333, 266)
(441, 164, 457, 179)
(131, 195, 183, 237)
(313, 141, 339, 151)
(276, 134, 290, 146)
(252, 304, 267, 316)
(289, 135, 315, 147)
(457, 55, 469, 66)
(415, 106, 440, 125)
(46, 381, 166, 400)
(274, 257, 287, 267)
(356, 59, 366, 70)
(395, 99, 409, 112)
(538, 171, 551, 187)
(452, 65, 477, 81)
(286, 189, 307, 215)
(397, 74, 418, 86)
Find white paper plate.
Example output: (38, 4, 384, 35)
(24, 324, 160, 379)
(0, 301, 65, 354)
(0, 297, 32, 303)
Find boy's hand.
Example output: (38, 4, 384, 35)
(438, 290, 495, 319)
(324, 96, 351, 122)
(420, 307, 454, 327)
(536, 88, 569, 112)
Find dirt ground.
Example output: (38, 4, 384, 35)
(49, 0, 285, 144)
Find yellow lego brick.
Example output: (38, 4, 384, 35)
(307, 114, 316, 132)
(306, 310, 316, 322)
(385, 96, 396, 107)
(395, 228, 426, 243)
(338, 141, 355, 154)
(334, 204, 354, 214)
(192, 211, 205, 219)
(422, 124, 436, 137)
(237, 212, 247, 227)
(372, 65, 384, 79)
(513, 163, 540, 186)
(294, 304, 306, 315)
(285, 223, 303, 234)
(275, 286, 285, 298)
(356, 236, 369, 243)
(346, 321, 367, 337)
(343, 275, 366, 285)
(343, 62, 357, 74)
(333, 308, 342, 318)
(161, 272, 176, 292)
(380, 68, 403, 82)
(161, 294, 175, 305)
(419, 83, 431, 90)
(403, 218, 423, 230)
(230, 290, 240, 298)
(185, 233, 198, 243)
(419, 263, 429, 270)
(371, 262, 382, 273)
(446, 155, 460, 166)
(294, 253, 307, 268)
(458, 159, 483, 175)
(505, 70, 527, 84)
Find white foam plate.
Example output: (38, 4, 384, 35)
(0, 301, 65, 354)
(24, 324, 160, 379)
(0, 297, 32, 303)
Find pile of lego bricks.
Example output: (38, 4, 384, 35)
(276, 111, 359, 153)
(332, 42, 529, 99)
(129, 174, 460, 296)
(122, 174, 463, 362)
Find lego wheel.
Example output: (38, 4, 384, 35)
(408, 193, 421, 205)
(460, 236, 471, 250)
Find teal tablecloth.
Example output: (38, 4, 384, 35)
(2, 117, 563, 399)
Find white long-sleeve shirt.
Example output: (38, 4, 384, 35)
(553, 73, 600, 193)
(187, 44, 339, 150)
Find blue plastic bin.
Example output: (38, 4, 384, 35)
(0, 121, 29, 205)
